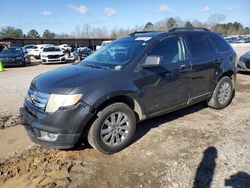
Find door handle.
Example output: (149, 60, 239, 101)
(179, 64, 186, 72)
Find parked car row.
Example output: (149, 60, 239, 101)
(225, 36, 250, 44)
(0, 43, 95, 67)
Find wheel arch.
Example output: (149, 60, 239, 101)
(217, 70, 236, 89)
(94, 95, 145, 122)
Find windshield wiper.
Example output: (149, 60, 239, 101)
(84, 64, 110, 70)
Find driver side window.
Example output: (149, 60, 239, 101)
(148, 36, 185, 64)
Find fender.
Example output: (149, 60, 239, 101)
(78, 79, 147, 121)
(215, 58, 237, 89)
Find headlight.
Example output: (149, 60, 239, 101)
(42, 54, 47, 57)
(45, 94, 82, 113)
(16, 56, 23, 60)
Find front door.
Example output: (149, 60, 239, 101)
(138, 35, 191, 116)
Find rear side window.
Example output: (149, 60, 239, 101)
(148, 36, 185, 64)
(208, 33, 231, 53)
(185, 34, 211, 59)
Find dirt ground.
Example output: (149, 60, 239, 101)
(0, 44, 249, 188)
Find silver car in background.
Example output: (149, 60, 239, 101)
(237, 51, 250, 72)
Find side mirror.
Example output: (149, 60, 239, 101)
(142, 55, 163, 68)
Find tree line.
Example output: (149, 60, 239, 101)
(0, 28, 56, 38)
(1, 14, 250, 39)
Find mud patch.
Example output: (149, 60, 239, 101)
(0, 126, 219, 188)
(0, 146, 98, 187)
(0, 115, 21, 129)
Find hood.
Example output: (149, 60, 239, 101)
(32, 64, 113, 94)
(240, 51, 250, 61)
(0, 53, 22, 58)
(41, 51, 63, 56)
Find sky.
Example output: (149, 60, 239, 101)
(0, 0, 249, 35)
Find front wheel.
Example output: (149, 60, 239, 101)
(21, 59, 26, 67)
(207, 76, 234, 109)
(87, 103, 136, 154)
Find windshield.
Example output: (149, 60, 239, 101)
(43, 47, 60, 52)
(80, 37, 150, 70)
(0, 47, 22, 55)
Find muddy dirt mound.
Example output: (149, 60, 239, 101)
(0, 146, 98, 187)
(0, 115, 21, 129)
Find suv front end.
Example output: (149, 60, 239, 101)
(20, 85, 94, 149)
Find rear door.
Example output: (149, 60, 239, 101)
(183, 33, 216, 100)
(206, 32, 236, 71)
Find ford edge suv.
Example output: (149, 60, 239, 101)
(20, 28, 237, 154)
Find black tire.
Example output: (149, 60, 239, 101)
(87, 103, 136, 154)
(207, 76, 234, 109)
(21, 60, 26, 67)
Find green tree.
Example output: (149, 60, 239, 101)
(166, 17, 177, 29)
(232, 22, 243, 30)
(42, 29, 56, 38)
(0, 26, 23, 38)
(184, 21, 194, 28)
(27, 29, 40, 38)
(144, 22, 154, 30)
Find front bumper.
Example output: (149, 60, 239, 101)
(1, 59, 24, 67)
(41, 57, 65, 63)
(20, 98, 94, 149)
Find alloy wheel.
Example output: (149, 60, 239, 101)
(100, 112, 130, 146)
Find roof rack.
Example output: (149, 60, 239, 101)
(169, 27, 210, 32)
(129, 30, 159, 36)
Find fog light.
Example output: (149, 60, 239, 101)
(39, 131, 59, 142)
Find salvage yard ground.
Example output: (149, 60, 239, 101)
(0, 44, 249, 188)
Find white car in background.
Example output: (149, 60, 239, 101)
(96, 40, 112, 50)
(59, 44, 72, 52)
(23, 45, 36, 53)
(59, 44, 72, 57)
(41, 46, 65, 64)
(28, 44, 54, 59)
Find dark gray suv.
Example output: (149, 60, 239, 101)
(20, 28, 237, 154)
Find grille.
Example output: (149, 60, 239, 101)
(48, 55, 60, 59)
(27, 87, 50, 111)
(244, 61, 250, 69)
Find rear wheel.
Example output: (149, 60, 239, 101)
(207, 76, 233, 109)
(87, 103, 136, 154)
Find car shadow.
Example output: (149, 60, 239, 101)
(27, 61, 41, 67)
(72, 102, 207, 151)
(193, 146, 217, 188)
(238, 71, 250, 75)
(133, 102, 207, 144)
